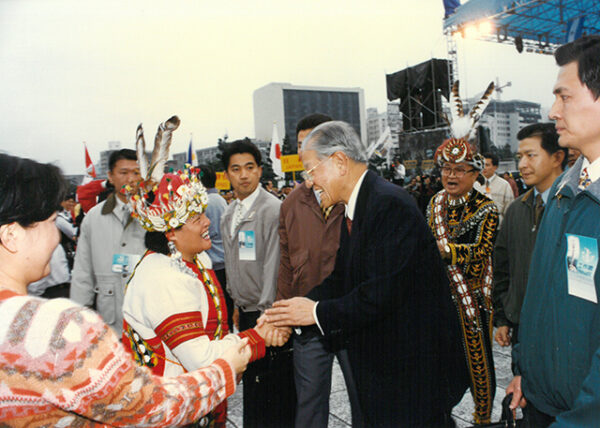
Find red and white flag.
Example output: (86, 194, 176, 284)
(270, 123, 284, 178)
(84, 143, 97, 178)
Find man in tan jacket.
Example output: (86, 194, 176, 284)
(277, 113, 360, 427)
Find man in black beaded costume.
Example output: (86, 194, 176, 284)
(426, 81, 499, 424)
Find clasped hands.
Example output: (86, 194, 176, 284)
(254, 319, 291, 347)
(252, 297, 318, 347)
(262, 296, 317, 328)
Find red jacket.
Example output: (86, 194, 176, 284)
(77, 179, 106, 213)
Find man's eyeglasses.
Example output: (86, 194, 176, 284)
(440, 166, 476, 178)
(301, 156, 331, 181)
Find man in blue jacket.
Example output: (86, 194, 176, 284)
(507, 35, 600, 427)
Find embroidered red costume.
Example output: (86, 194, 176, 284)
(122, 252, 265, 427)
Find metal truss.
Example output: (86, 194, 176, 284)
(445, 0, 600, 55)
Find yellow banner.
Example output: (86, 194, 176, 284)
(404, 160, 418, 169)
(215, 172, 231, 190)
(421, 159, 435, 169)
(281, 154, 305, 172)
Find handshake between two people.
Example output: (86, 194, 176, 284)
(253, 318, 291, 347)
(221, 296, 319, 377)
(256, 296, 318, 346)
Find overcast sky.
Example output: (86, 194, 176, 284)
(0, 0, 558, 174)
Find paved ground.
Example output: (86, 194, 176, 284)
(226, 329, 517, 427)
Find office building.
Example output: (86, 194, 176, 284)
(253, 83, 366, 150)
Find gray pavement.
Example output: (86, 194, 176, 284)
(226, 329, 516, 427)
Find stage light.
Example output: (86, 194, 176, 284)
(479, 21, 493, 35)
(453, 28, 465, 39)
(464, 25, 479, 39)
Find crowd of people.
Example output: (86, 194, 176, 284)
(1, 35, 600, 428)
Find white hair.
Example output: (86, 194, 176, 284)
(301, 121, 368, 164)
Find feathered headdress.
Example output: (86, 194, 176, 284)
(434, 80, 494, 171)
(124, 116, 208, 232)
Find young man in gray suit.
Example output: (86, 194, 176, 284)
(220, 139, 294, 427)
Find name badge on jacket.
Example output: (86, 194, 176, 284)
(112, 253, 141, 274)
(238, 230, 256, 261)
(565, 233, 598, 303)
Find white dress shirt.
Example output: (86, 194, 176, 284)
(230, 184, 261, 238)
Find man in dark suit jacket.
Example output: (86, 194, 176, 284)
(265, 121, 468, 427)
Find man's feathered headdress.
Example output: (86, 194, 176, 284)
(124, 115, 208, 232)
(434, 80, 494, 171)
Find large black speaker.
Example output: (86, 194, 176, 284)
(386, 59, 451, 131)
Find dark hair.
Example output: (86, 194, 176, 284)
(64, 189, 77, 200)
(221, 138, 262, 170)
(483, 152, 499, 166)
(517, 122, 568, 169)
(296, 113, 333, 136)
(145, 231, 169, 255)
(0, 153, 67, 229)
(555, 35, 600, 100)
(108, 149, 137, 172)
(199, 164, 216, 188)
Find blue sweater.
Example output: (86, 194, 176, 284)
(514, 156, 600, 427)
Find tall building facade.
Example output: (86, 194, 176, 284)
(367, 107, 386, 145)
(387, 102, 402, 146)
(366, 102, 401, 147)
(472, 99, 542, 152)
(253, 83, 366, 150)
(97, 141, 122, 178)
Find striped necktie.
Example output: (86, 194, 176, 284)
(231, 202, 244, 238)
(322, 205, 334, 220)
(534, 193, 544, 229)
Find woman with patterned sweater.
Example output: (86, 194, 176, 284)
(0, 153, 251, 427)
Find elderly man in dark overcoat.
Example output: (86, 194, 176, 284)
(265, 121, 468, 427)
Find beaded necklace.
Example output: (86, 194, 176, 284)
(192, 257, 224, 340)
(432, 190, 479, 327)
(165, 249, 225, 340)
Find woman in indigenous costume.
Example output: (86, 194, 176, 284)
(121, 117, 287, 428)
(426, 82, 499, 424)
(0, 153, 250, 427)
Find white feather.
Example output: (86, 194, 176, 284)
(469, 81, 495, 123)
(449, 81, 495, 141)
(449, 80, 464, 123)
(135, 124, 148, 179)
(149, 116, 180, 183)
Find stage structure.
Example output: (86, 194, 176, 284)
(443, 0, 600, 83)
(386, 58, 451, 132)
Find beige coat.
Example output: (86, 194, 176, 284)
(70, 193, 146, 333)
